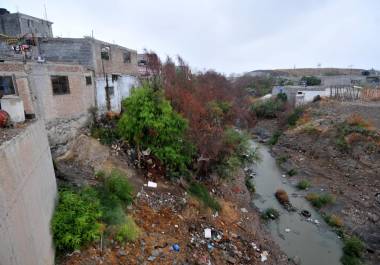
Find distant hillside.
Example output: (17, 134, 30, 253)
(248, 68, 366, 77)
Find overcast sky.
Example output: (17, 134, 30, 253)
(3, 0, 380, 74)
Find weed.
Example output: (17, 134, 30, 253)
(324, 214, 343, 228)
(51, 188, 102, 252)
(287, 107, 304, 126)
(261, 208, 280, 221)
(115, 216, 140, 243)
(296, 179, 311, 190)
(301, 124, 321, 134)
(287, 168, 297, 176)
(306, 193, 335, 208)
(276, 155, 288, 165)
(268, 131, 282, 145)
(341, 236, 365, 265)
(104, 169, 134, 204)
(188, 182, 221, 212)
(245, 178, 256, 193)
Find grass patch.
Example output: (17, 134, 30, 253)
(296, 179, 311, 190)
(306, 193, 335, 208)
(276, 155, 288, 165)
(268, 131, 282, 145)
(341, 236, 365, 265)
(188, 182, 221, 212)
(115, 216, 140, 243)
(287, 168, 298, 176)
(261, 208, 280, 221)
(324, 214, 343, 228)
(245, 178, 256, 193)
(287, 107, 304, 127)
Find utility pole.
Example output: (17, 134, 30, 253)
(101, 57, 111, 111)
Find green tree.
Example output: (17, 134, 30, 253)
(118, 84, 193, 175)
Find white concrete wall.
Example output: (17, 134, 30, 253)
(0, 120, 57, 265)
(96, 75, 139, 113)
(0, 96, 25, 123)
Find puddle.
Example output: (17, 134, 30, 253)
(250, 141, 342, 265)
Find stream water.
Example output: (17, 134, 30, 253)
(250, 141, 343, 265)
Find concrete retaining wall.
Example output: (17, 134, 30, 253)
(0, 120, 57, 265)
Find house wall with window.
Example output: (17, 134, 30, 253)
(37, 37, 139, 113)
(0, 61, 96, 155)
(0, 62, 34, 115)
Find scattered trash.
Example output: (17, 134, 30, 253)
(241, 208, 248, 213)
(207, 243, 214, 251)
(171, 243, 180, 252)
(147, 181, 157, 188)
(282, 174, 286, 178)
(285, 228, 291, 233)
(314, 219, 320, 225)
(174, 224, 179, 228)
(204, 228, 212, 238)
(142, 148, 151, 156)
(260, 250, 269, 262)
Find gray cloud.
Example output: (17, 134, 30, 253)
(4, 0, 380, 73)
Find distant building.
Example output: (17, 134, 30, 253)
(0, 8, 53, 37)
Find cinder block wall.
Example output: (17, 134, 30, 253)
(0, 120, 57, 265)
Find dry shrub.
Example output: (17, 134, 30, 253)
(297, 112, 311, 126)
(346, 114, 373, 129)
(275, 189, 289, 205)
(345, 132, 364, 144)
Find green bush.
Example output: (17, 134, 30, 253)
(296, 179, 311, 190)
(341, 236, 365, 265)
(306, 193, 335, 208)
(268, 131, 282, 145)
(99, 170, 134, 225)
(115, 216, 140, 243)
(188, 182, 221, 212)
(287, 107, 304, 126)
(118, 84, 194, 175)
(251, 97, 286, 118)
(51, 188, 102, 252)
(276, 92, 288, 102)
(104, 170, 133, 204)
(216, 129, 258, 178)
(261, 208, 280, 221)
(300, 76, 321, 86)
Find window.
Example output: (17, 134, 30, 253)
(85, 76, 92, 85)
(51, 76, 70, 95)
(101, 46, 110, 60)
(123, 51, 131, 63)
(0, 76, 15, 96)
(111, 74, 119, 82)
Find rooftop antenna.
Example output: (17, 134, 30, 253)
(43, 1, 48, 20)
(91, 30, 94, 38)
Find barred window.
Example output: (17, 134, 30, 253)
(51, 76, 70, 95)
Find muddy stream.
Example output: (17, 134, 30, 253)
(249, 141, 343, 265)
